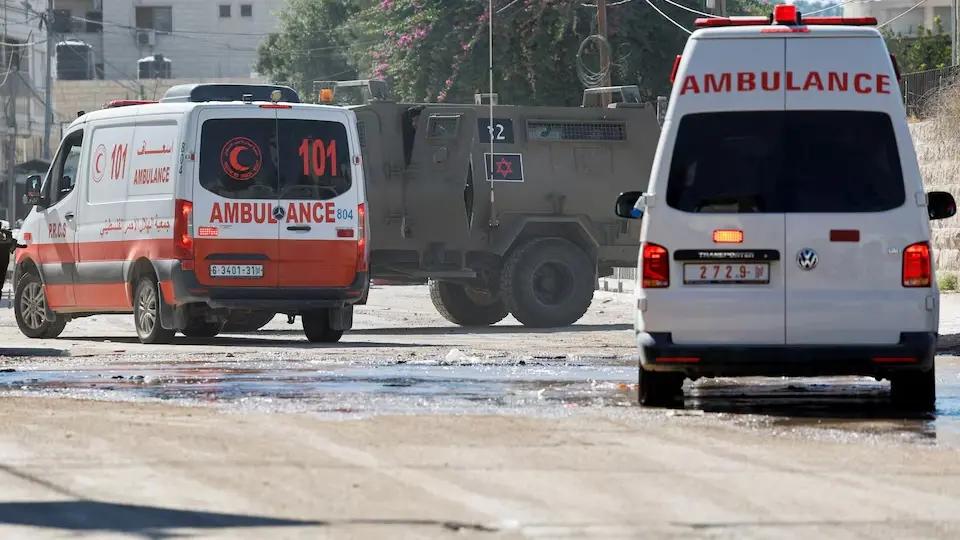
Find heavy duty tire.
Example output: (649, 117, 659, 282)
(302, 310, 344, 343)
(890, 366, 936, 411)
(222, 311, 276, 333)
(134, 276, 175, 344)
(14, 273, 66, 339)
(429, 280, 509, 327)
(181, 319, 223, 339)
(500, 238, 595, 328)
(638, 366, 685, 407)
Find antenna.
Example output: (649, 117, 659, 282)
(488, 0, 499, 229)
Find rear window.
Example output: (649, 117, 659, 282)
(200, 118, 351, 200)
(666, 111, 905, 213)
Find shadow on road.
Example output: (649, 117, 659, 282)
(0, 500, 321, 537)
(0, 348, 67, 358)
(60, 336, 426, 349)
(345, 323, 632, 336)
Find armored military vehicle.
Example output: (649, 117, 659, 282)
(326, 80, 659, 328)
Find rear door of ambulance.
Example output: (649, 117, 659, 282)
(783, 30, 932, 344)
(194, 106, 280, 288)
(274, 106, 362, 289)
(643, 31, 787, 345)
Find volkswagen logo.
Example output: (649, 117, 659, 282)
(797, 248, 818, 271)
(272, 205, 285, 221)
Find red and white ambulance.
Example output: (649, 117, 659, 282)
(14, 84, 368, 344)
(615, 6, 957, 408)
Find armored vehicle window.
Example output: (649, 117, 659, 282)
(427, 115, 460, 139)
(200, 118, 278, 200)
(666, 111, 905, 213)
(277, 120, 352, 200)
(527, 121, 626, 141)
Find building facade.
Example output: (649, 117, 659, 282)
(49, 0, 287, 82)
(844, 0, 955, 37)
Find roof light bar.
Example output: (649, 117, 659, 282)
(694, 4, 878, 28)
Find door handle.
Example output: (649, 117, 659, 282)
(64, 213, 75, 221)
(287, 225, 312, 232)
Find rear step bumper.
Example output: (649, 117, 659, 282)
(638, 331, 936, 377)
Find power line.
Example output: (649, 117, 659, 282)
(658, 0, 719, 18)
(67, 13, 274, 38)
(644, 0, 693, 34)
(878, 0, 928, 29)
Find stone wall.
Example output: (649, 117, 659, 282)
(912, 120, 960, 272)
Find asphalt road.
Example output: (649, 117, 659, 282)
(0, 286, 959, 539)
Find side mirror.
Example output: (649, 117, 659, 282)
(23, 175, 43, 207)
(615, 191, 644, 219)
(928, 191, 956, 221)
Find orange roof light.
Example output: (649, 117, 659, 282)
(319, 88, 335, 103)
(713, 229, 744, 244)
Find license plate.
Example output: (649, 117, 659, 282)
(683, 263, 769, 284)
(209, 264, 264, 278)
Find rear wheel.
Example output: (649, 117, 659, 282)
(890, 367, 936, 411)
(638, 366, 685, 407)
(134, 276, 175, 344)
(302, 310, 344, 343)
(500, 238, 595, 328)
(181, 319, 223, 339)
(429, 280, 508, 326)
(14, 273, 66, 339)
(222, 311, 276, 333)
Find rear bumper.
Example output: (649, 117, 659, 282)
(159, 261, 368, 311)
(638, 331, 936, 377)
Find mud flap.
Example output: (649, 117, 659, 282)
(160, 298, 188, 331)
(329, 306, 354, 331)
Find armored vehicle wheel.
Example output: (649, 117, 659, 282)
(638, 366, 685, 407)
(890, 366, 936, 411)
(15, 273, 67, 339)
(303, 310, 344, 343)
(222, 311, 276, 333)
(429, 280, 508, 327)
(134, 276, 175, 344)
(500, 238, 595, 328)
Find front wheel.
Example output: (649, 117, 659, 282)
(134, 276, 175, 344)
(302, 310, 344, 343)
(14, 273, 66, 339)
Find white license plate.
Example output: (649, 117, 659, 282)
(209, 264, 264, 278)
(684, 263, 769, 284)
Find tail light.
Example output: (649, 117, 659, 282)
(642, 243, 669, 288)
(356, 203, 368, 272)
(903, 242, 931, 287)
(669, 55, 682, 84)
(174, 199, 194, 260)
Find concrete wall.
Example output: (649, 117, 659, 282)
(912, 120, 960, 273)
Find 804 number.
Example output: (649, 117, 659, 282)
(336, 208, 354, 220)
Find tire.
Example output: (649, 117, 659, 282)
(221, 311, 276, 333)
(638, 366, 685, 407)
(302, 310, 344, 343)
(181, 320, 223, 339)
(14, 273, 67, 339)
(500, 238, 595, 328)
(890, 366, 936, 411)
(429, 280, 509, 327)
(134, 276, 175, 344)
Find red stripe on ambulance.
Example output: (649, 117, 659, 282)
(679, 71, 893, 95)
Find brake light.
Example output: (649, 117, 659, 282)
(174, 199, 194, 259)
(694, 16, 768, 28)
(903, 242, 931, 287)
(669, 55, 682, 83)
(642, 243, 669, 288)
(356, 203, 368, 272)
(713, 229, 743, 244)
(259, 103, 293, 109)
(104, 99, 157, 108)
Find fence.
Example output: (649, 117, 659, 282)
(901, 66, 960, 118)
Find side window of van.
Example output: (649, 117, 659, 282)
(47, 130, 84, 206)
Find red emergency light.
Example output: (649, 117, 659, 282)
(104, 99, 158, 108)
(694, 3, 877, 28)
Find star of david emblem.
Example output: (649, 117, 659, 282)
(495, 158, 513, 177)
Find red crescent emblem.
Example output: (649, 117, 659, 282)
(92, 144, 107, 182)
(220, 137, 262, 181)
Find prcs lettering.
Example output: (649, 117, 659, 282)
(679, 71, 893, 96)
(209, 202, 338, 224)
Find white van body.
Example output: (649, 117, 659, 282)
(15, 87, 368, 343)
(621, 11, 955, 407)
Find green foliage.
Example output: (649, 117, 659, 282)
(939, 272, 958, 292)
(883, 16, 952, 73)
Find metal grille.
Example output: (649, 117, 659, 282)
(901, 66, 960, 119)
(357, 121, 367, 147)
(527, 121, 626, 141)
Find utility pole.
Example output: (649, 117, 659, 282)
(597, 0, 611, 88)
(953, 0, 959, 66)
(718, 0, 727, 17)
(42, 0, 54, 160)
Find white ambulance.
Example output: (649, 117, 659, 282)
(615, 6, 957, 409)
(14, 84, 368, 344)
